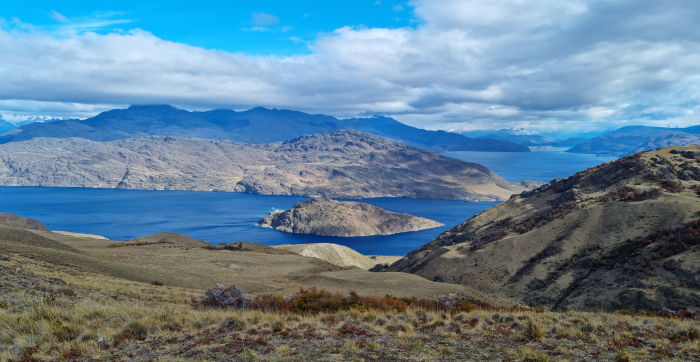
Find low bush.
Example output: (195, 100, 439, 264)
(193, 286, 496, 315)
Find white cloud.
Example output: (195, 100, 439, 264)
(50, 10, 70, 23)
(0, 0, 699, 133)
(251, 12, 280, 26)
(242, 26, 271, 32)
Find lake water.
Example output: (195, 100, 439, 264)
(0, 148, 616, 256)
(444, 148, 617, 183)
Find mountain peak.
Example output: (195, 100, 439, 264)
(127, 104, 179, 110)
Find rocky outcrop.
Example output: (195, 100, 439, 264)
(388, 145, 700, 312)
(0, 130, 537, 200)
(259, 198, 443, 237)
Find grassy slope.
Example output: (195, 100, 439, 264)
(389, 145, 700, 312)
(1, 254, 699, 361)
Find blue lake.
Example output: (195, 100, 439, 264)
(0, 148, 616, 256)
(444, 148, 616, 183)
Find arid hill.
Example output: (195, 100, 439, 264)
(272, 243, 401, 269)
(259, 198, 443, 237)
(0, 130, 538, 200)
(389, 145, 700, 312)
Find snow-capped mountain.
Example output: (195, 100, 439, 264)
(0, 113, 66, 127)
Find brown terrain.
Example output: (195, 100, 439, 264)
(0, 130, 540, 201)
(389, 145, 700, 313)
(0, 214, 483, 300)
(2, 212, 699, 361)
(258, 198, 442, 237)
(272, 243, 401, 270)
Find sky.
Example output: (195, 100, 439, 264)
(0, 0, 698, 134)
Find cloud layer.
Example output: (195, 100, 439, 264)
(0, 0, 698, 131)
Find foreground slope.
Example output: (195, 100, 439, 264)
(259, 198, 442, 236)
(0, 104, 529, 152)
(0, 130, 535, 200)
(0, 215, 487, 299)
(389, 145, 700, 312)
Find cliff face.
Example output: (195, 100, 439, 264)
(388, 145, 700, 312)
(258, 198, 443, 237)
(0, 130, 537, 200)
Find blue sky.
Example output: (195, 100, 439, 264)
(1, 1, 415, 55)
(0, 0, 698, 133)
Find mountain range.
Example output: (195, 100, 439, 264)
(456, 128, 588, 148)
(0, 105, 529, 153)
(0, 130, 539, 200)
(567, 125, 700, 156)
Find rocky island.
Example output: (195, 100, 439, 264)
(258, 198, 443, 237)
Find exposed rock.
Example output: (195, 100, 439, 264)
(551, 188, 582, 206)
(259, 198, 443, 237)
(0, 130, 537, 200)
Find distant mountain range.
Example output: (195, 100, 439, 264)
(567, 125, 700, 156)
(456, 128, 587, 148)
(0, 105, 529, 153)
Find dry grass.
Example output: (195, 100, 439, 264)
(1, 255, 699, 361)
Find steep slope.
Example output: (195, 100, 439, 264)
(0, 105, 529, 152)
(389, 145, 700, 312)
(258, 198, 442, 237)
(0, 130, 535, 200)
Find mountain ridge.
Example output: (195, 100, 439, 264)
(0, 130, 538, 200)
(0, 105, 530, 153)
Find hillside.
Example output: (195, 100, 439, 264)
(2, 214, 699, 361)
(0, 104, 530, 152)
(259, 198, 443, 237)
(0, 130, 536, 200)
(388, 145, 700, 312)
